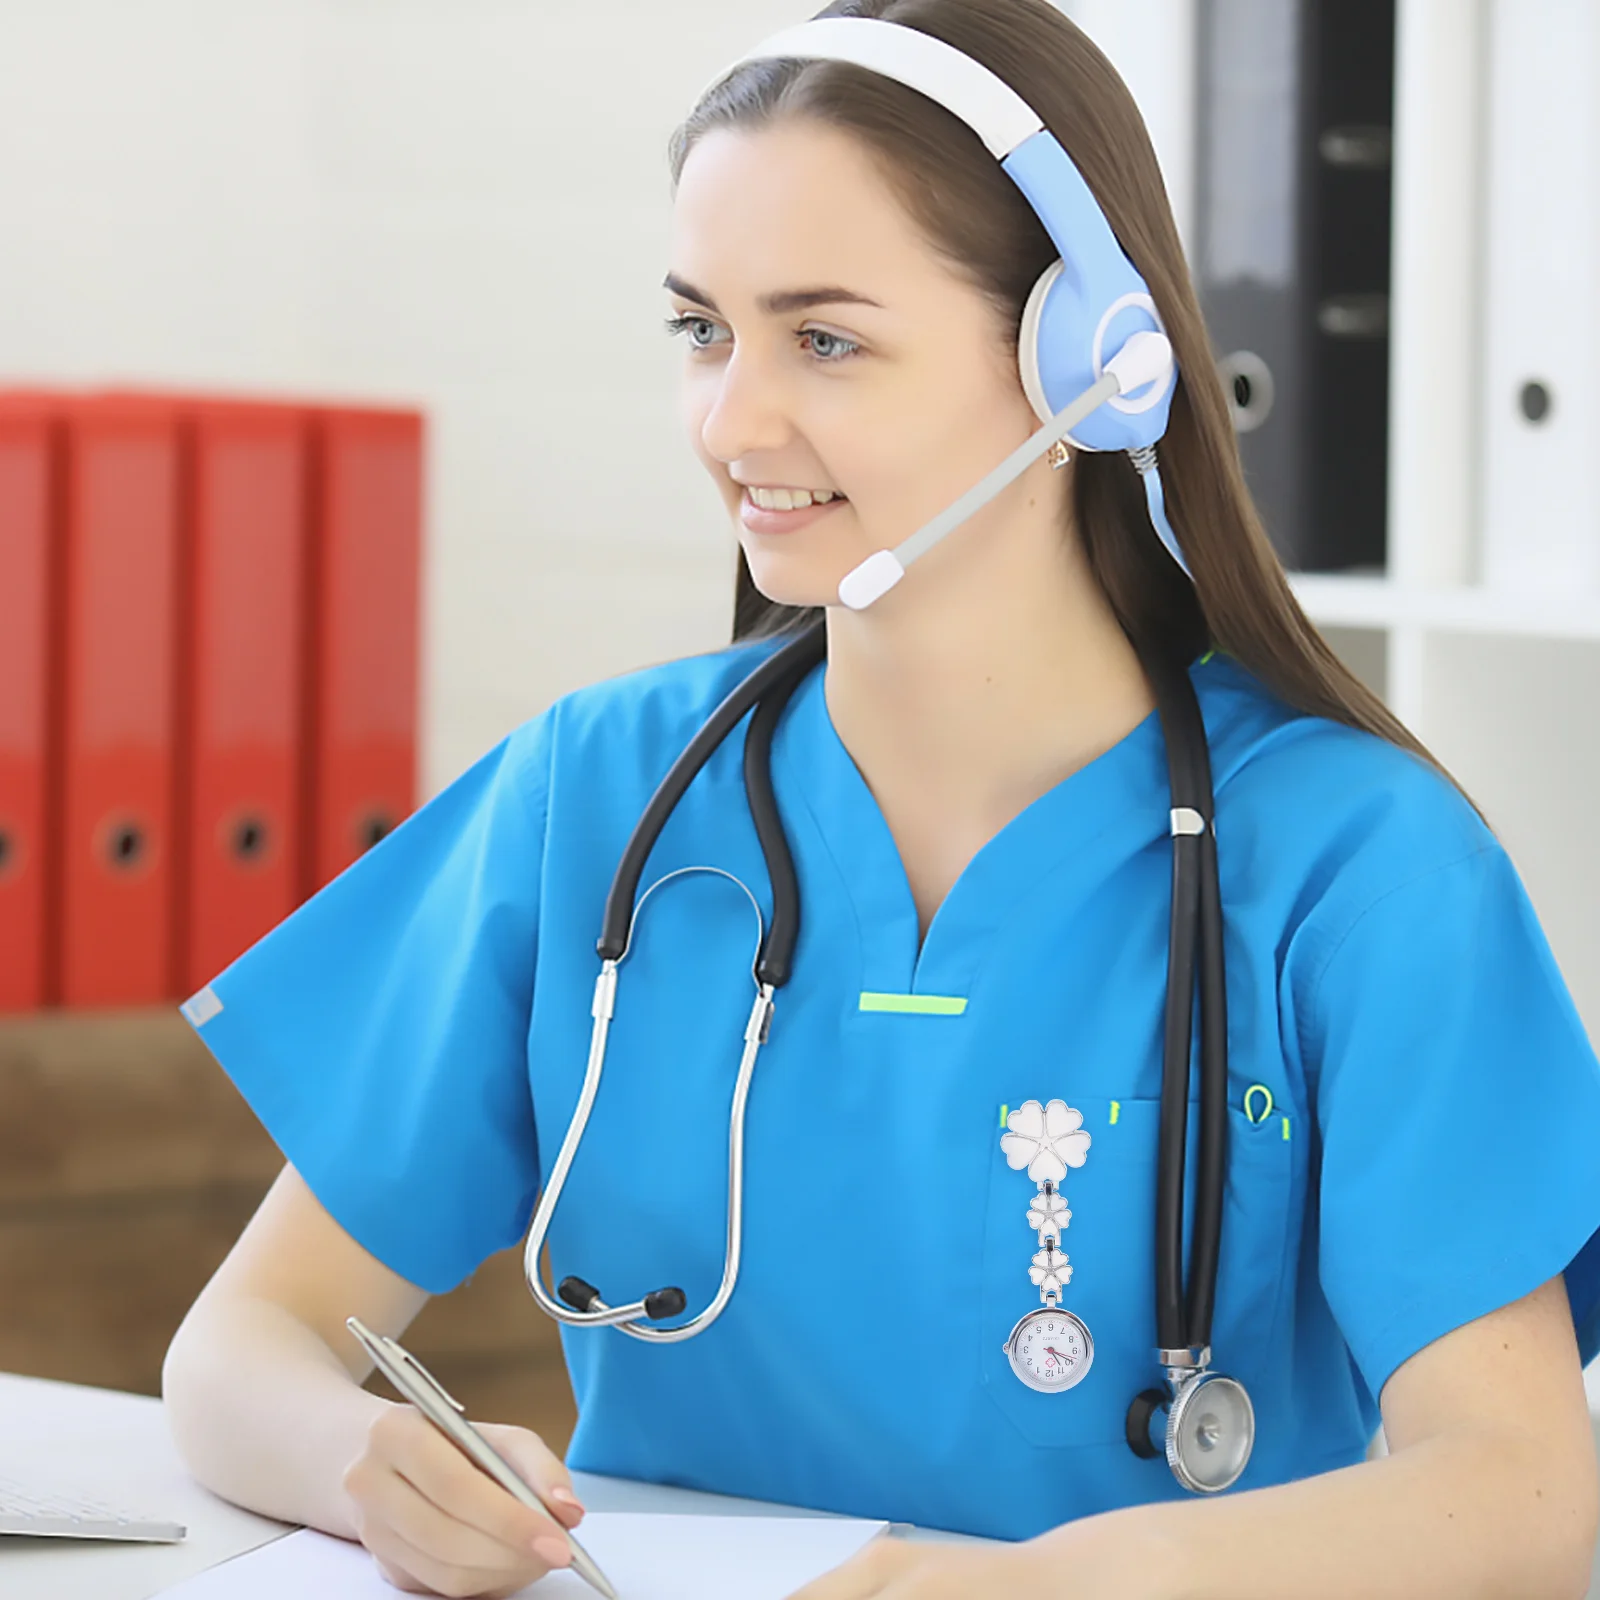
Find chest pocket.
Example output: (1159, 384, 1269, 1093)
(978, 1096, 1298, 1448)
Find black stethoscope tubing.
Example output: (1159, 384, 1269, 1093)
(587, 612, 1230, 1465)
(1146, 648, 1228, 1362)
(597, 620, 826, 986)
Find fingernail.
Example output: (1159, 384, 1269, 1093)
(532, 1534, 571, 1568)
(549, 1485, 583, 1510)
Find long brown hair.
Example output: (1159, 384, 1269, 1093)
(667, 0, 1455, 785)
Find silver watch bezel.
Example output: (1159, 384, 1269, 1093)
(1002, 1307, 1095, 1393)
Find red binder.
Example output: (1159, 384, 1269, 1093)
(305, 406, 422, 892)
(0, 397, 59, 1011)
(58, 395, 181, 1007)
(179, 402, 308, 993)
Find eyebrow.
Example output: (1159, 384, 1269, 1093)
(662, 271, 885, 316)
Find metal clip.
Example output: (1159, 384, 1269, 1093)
(744, 988, 775, 1046)
(1170, 807, 1205, 837)
(1157, 1344, 1213, 1391)
(395, 1345, 466, 1414)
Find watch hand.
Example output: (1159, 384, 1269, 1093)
(1045, 1346, 1074, 1365)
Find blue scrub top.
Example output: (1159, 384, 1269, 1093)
(185, 640, 1600, 1542)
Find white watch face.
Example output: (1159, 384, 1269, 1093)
(1006, 1309, 1094, 1393)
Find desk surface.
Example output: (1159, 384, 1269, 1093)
(7, 1370, 1599, 1600)
(0, 1373, 979, 1600)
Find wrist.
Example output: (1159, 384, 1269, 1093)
(323, 1388, 399, 1539)
(1026, 1502, 1191, 1600)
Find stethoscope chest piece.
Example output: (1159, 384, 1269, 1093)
(1168, 1370, 1255, 1492)
(1127, 1367, 1255, 1494)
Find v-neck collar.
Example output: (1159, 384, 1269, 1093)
(775, 659, 1183, 1001)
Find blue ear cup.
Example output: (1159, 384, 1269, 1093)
(1003, 130, 1176, 453)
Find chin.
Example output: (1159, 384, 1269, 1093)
(739, 546, 847, 612)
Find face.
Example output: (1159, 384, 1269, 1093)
(666, 119, 1055, 609)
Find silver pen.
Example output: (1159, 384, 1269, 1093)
(346, 1316, 618, 1599)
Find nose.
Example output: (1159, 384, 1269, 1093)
(697, 342, 794, 467)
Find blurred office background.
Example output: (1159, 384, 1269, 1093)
(2, 0, 1598, 1494)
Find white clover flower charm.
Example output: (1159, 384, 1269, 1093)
(1029, 1244, 1073, 1297)
(1027, 1187, 1072, 1241)
(1001, 1098, 1091, 1183)
(1000, 1098, 1096, 1390)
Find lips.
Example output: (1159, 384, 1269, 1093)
(739, 488, 850, 535)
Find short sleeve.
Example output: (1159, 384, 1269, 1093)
(182, 714, 553, 1294)
(1306, 843, 1600, 1403)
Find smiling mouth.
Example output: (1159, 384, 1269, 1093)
(742, 486, 848, 512)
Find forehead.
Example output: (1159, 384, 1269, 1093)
(669, 120, 940, 305)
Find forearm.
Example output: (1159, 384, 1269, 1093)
(162, 1290, 393, 1537)
(1052, 1425, 1597, 1600)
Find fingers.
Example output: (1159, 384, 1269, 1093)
(381, 1409, 571, 1555)
(474, 1422, 586, 1529)
(785, 1536, 913, 1599)
(787, 1541, 1046, 1600)
(355, 1450, 564, 1575)
(344, 1406, 577, 1597)
(366, 1520, 549, 1600)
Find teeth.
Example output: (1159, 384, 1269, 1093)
(748, 486, 841, 511)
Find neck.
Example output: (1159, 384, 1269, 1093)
(821, 504, 1156, 829)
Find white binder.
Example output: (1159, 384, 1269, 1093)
(1479, 0, 1600, 593)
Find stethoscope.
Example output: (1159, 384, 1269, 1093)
(522, 8, 1254, 1495)
(522, 612, 1257, 1495)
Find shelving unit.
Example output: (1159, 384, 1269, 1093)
(1290, 576, 1600, 646)
(1073, 0, 1600, 1038)
(1280, 0, 1600, 1040)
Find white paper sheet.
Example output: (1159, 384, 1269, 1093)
(157, 1512, 889, 1599)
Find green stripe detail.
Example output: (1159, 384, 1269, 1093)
(1198, 649, 1215, 665)
(859, 992, 968, 1016)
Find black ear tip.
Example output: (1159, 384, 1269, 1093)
(644, 1287, 688, 1320)
(557, 1276, 602, 1313)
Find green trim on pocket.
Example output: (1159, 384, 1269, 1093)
(858, 992, 968, 1016)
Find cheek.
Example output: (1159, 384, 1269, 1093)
(824, 423, 925, 528)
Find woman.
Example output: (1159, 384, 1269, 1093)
(164, 1, 1600, 1595)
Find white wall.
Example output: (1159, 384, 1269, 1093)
(0, 0, 803, 792)
(0, 1, 1200, 795)
(1057, 0, 1198, 252)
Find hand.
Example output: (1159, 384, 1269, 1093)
(342, 1405, 585, 1597)
(785, 1512, 1183, 1600)
(784, 1536, 1046, 1599)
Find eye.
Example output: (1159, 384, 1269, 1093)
(663, 313, 727, 350)
(800, 328, 861, 363)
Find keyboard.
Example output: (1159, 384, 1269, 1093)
(0, 1474, 186, 1542)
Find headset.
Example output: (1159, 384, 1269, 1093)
(720, 14, 1190, 608)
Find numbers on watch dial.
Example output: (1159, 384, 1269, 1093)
(1008, 1310, 1093, 1392)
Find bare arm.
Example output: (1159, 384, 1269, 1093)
(1067, 1274, 1600, 1600)
(793, 1276, 1599, 1599)
(163, 1165, 582, 1597)
(162, 1163, 429, 1533)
